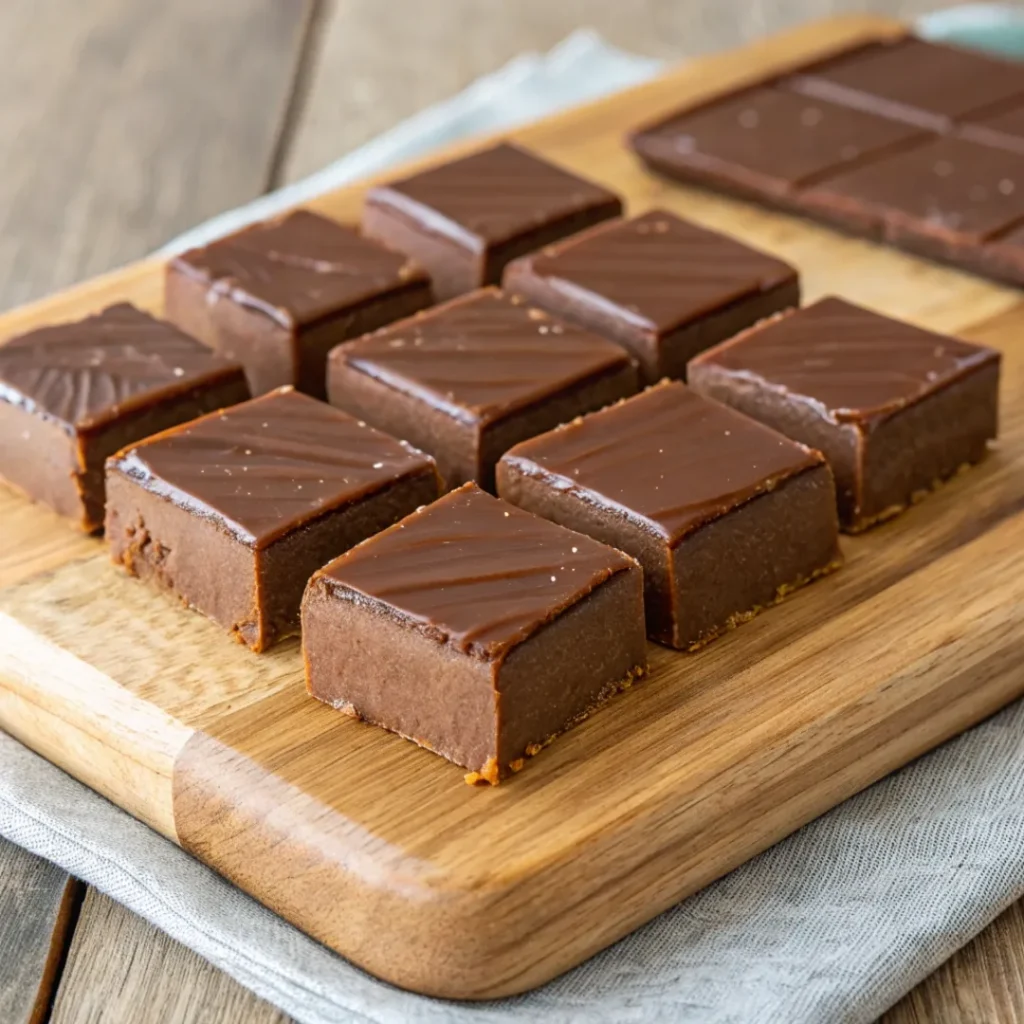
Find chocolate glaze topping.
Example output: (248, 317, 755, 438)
(337, 288, 633, 426)
(785, 37, 1024, 130)
(502, 380, 822, 544)
(690, 297, 1001, 425)
(171, 211, 427, 328)
(110, 387, 435, 548)
(366, 142, 622, 250)
(513, 210, 797, 333)
(319, 482, 634, 659)
(0, 303, 244, 434)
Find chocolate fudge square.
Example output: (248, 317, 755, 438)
(629, 86, 922, 204)
(504, 209, 799, 383)
(107, 387, 439, 651)
(0, 303, 248, 532)
(784, 36, 1024, 132)
(326, 288, 638, 491)
(302, 482, 647, 783)
(497, 381, 841, 650)
(800, 136, 1024, 263)
(960, 102, 1024, 155)
(165, 210, 433, 399)
(361, 142, 623, 301)
(687, 298, 1001, 532)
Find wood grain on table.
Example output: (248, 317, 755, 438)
(0, 0, 1019, 1021)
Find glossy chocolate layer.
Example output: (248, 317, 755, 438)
(335, 288, 633, 425)
(689, 297, 1001, 425)
(501, 380, 822, 545)
(802, 135, 1024, 244)
(960, 103, 1024, 154)
(110, 387, 436, 548)
(318, 482, 634, 659)
(365, 143, 622, 249)
(0, 303, 244, 433)
(630, 87, 922, 196)
(171, 210, 428, 327)
(785, 37, 1024, 130)
(508, 210, 796, 334)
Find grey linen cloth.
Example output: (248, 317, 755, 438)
(5, 15, 1024, 1023)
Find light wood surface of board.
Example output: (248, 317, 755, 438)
(3, 12, 1024, 1003)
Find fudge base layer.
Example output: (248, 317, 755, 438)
(362, 199, 622, 302)
(165, 264, 433, 399)
(327, 360, 638, 491)
(688, 359, 1000, 532)
(302, 565, 647, 782)
(0, 374, 248, 532)
(106, 467, 438, 651)
(503, 269, 800, 384)
(498, 461, 842, 649)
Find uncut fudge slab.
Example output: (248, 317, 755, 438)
(326, 288, 638, 491)
(687, 297, 1001, 533)
(629, 85, 924, 206)
(165, 210, 433, 399)
(497, 381, 841, 650)
(0, 303, 248, 532)
(799, 135, 1024, 270)
(107, 387, 439, 651)
(503, 209, 799, 383)
(302, 482, 647, 784)
(785, 36, 1024, 132)
(361, 142, 623, 301)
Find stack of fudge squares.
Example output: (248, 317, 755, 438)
(0, 122, 1001, 784)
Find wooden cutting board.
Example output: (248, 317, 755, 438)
(2, 13, 1024, 1001)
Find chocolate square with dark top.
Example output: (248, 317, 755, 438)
(326, 288, 638, 491)
(497, 381, 841, 650)
(361, 142, 623, 301)
(687, 297, 1001, 532)
(629, 86, 923, 204)
(0, 302, 249, 532)
(784, 37, 1024, 132)
(107, 387, 439, 651)
(799, 136, 1024, 263)
(503, 209, 799, 383)
(302, 482, 647, 784)
(165, 210, 433, 399)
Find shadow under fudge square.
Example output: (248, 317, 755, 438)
(302, 482, 647, 784)
(783, 36, 1024, 132)
(106, 387, 440, 651)
(687, 297, 1001, 533)
(503, 209, 799, 383)
(0, 302, 249, 532)
(628, 85, 923, 205)
(326, 288, 638, 491)
(798, 136, 1024, 265)
(165, 210, 434, 399)
(496, 380, 841, 650)
(361, 142, 623, 301)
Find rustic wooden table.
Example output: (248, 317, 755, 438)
(2, 2, 1023, 1021)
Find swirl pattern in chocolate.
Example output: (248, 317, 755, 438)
(690, 297, 1002, 424)
(172, 210, 427, 328)
(318, 482, 634, 659)
(111, 387, 436, 548)
(337, 288, 632, 425)
(501, 380, 822, 544)
(515, 210, 797, 334)
(366, 143, 622, 248)
(0, 303, 244, 433)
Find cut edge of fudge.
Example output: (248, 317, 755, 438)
(302, 482, 648, 783)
